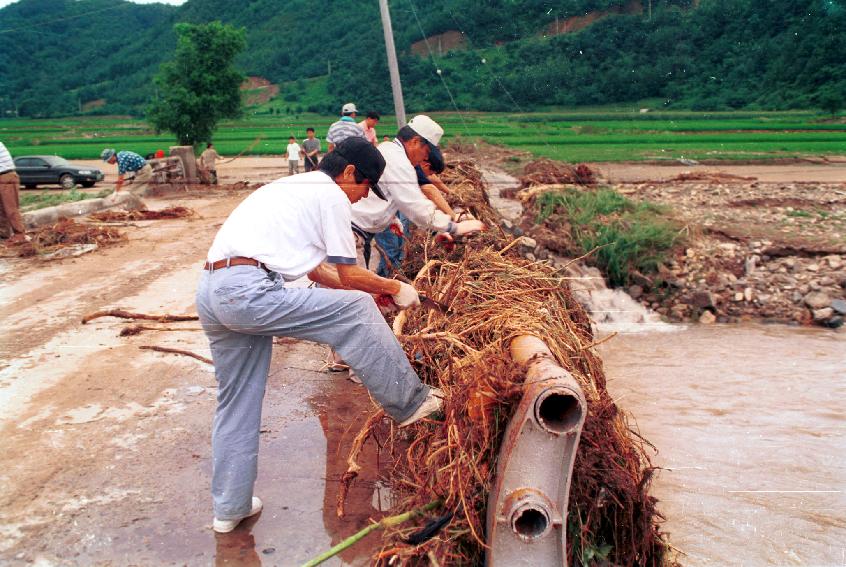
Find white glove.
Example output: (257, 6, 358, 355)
(391, 281, 420, 309)
(453, 219, 485, 237)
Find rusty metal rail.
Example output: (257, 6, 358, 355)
(486, 335, 587, 566)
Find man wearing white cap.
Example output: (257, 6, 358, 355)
(326, 102, 366, 153)
(350, 115, 485, 268)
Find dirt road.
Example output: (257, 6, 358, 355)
(0, 185, 382, 565)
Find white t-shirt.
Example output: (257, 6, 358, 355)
(350, 139, 452, 233)
(286, 143, 301, 162)
(206, 171, 357, 281)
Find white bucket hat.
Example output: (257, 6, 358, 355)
(407, 115, 444, 146)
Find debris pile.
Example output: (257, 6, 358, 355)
(345, 161, 666, 565)
(519, 158, 598, 189)
(89, 206, 195, 221)
(4, 218, 125, 258)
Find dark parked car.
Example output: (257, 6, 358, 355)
(14, 155, 104, 190)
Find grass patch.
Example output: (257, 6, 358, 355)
(536, 188, 682, 286)
(21, 188, 112, 212)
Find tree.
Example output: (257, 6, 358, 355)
(148, 22, 246, 146)
(817, 84, 844, 117)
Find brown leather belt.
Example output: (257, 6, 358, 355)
(203, 256, 268, 271)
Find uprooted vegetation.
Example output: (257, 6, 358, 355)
(2, 218, 126, 258)
(521, 185, 685, 287)
(340, 160, 668, 565)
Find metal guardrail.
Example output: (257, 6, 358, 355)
(486, 335, 587, 566)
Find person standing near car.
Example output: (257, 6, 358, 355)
(0, 142, 26, 242)
(101, 148, 154, 196)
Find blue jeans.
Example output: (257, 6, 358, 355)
(195, 265, 428, 520)
(375, 213, 411, 277)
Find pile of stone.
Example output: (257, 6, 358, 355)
(643, 239, 845, 327)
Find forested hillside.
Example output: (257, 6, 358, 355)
(0, 0, 843, 117)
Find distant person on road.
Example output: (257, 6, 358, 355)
(200, 143, 222, 185)
(359, 111, 380, 146)
(301, 128, 321, 172)
(284, 136, 302, 175)
(101, 148, 153, 196)
(0, 141, 27, 242)
(326, 102, 365, 152)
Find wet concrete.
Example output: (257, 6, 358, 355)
(599, 324, 846, 566)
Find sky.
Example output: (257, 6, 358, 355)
(0, 0, 187, 7)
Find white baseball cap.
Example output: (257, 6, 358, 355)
(341, 102, 358, 115)
(407, 115, 444, 146)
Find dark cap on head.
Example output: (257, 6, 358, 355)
(333, 137, 387, 200)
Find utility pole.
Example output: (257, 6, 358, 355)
(378, 0, 406, 128)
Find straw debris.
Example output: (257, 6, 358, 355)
(89, 206, 195, 221)
(519, 158, 599, 189)
(4, 218, 125, 258)
(344, 160, 666, 565)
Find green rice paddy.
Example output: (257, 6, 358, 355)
(2, 109, 844, 163)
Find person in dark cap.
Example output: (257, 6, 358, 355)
(196, 136, 442, 534)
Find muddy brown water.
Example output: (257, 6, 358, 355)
(599, 324, 845, 566)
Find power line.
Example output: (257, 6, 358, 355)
(0, 4, 127, 34)
(405, 0, 472, 138)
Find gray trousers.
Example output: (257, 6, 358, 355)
(196, 265, 428, 520)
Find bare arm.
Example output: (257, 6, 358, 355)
(428, 173, 451, 194)
(308, 262, 400, 296)
(420, 183, 456, 218)
(115, 174, 125, 192)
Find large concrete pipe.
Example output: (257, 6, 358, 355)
(486, 335, 587, 566)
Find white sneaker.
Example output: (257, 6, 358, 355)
(212, 496, 263, 533)
(399, 387, 444, 427)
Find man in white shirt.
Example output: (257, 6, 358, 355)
(196, 137, 442, 534)
(350, 115, 485, 268)
(284, 136, 302, 175)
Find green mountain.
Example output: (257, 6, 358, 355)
(1, 0, 844, 117)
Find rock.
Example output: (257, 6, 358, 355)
(734, 292, 744, 302)
(500, 219, 513, 231)
(831, 299, 846, 315)
(819, 276, 835, 287)
(520, 236, 537, 250)
(807, 264, 820, 272)
(535, 247, 549, 260)
(745, 255, 758, 275)
(744, 287, 753, 302)
(804, 292, 832, 309)
(812, 307, 834, 321)
(784, 258, 796, 269)
(823, 316, 844, 329)
(628, 285, 644, 300)
(727, 273, 738, 283)
(825, 255, 843, 270)
(699, 311, 716, 324)
(692, 290, 715, 309)
(809, 281, 821, 291)
(512, 226, 524, 237)
(524, 252, 536, 262)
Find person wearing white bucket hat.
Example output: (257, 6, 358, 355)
(326, 102, 366, 153)
(349, 114, 485, 269)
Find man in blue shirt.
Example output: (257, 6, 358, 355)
(101, 148, 154, 196)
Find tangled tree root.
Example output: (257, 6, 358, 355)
(5, 218, 125, 258)
(89, 206, 195, 221)
(342, 159, 667, 566)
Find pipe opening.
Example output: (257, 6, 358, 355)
(512, 507, 549, 540)
(536, 391, 581, 434)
